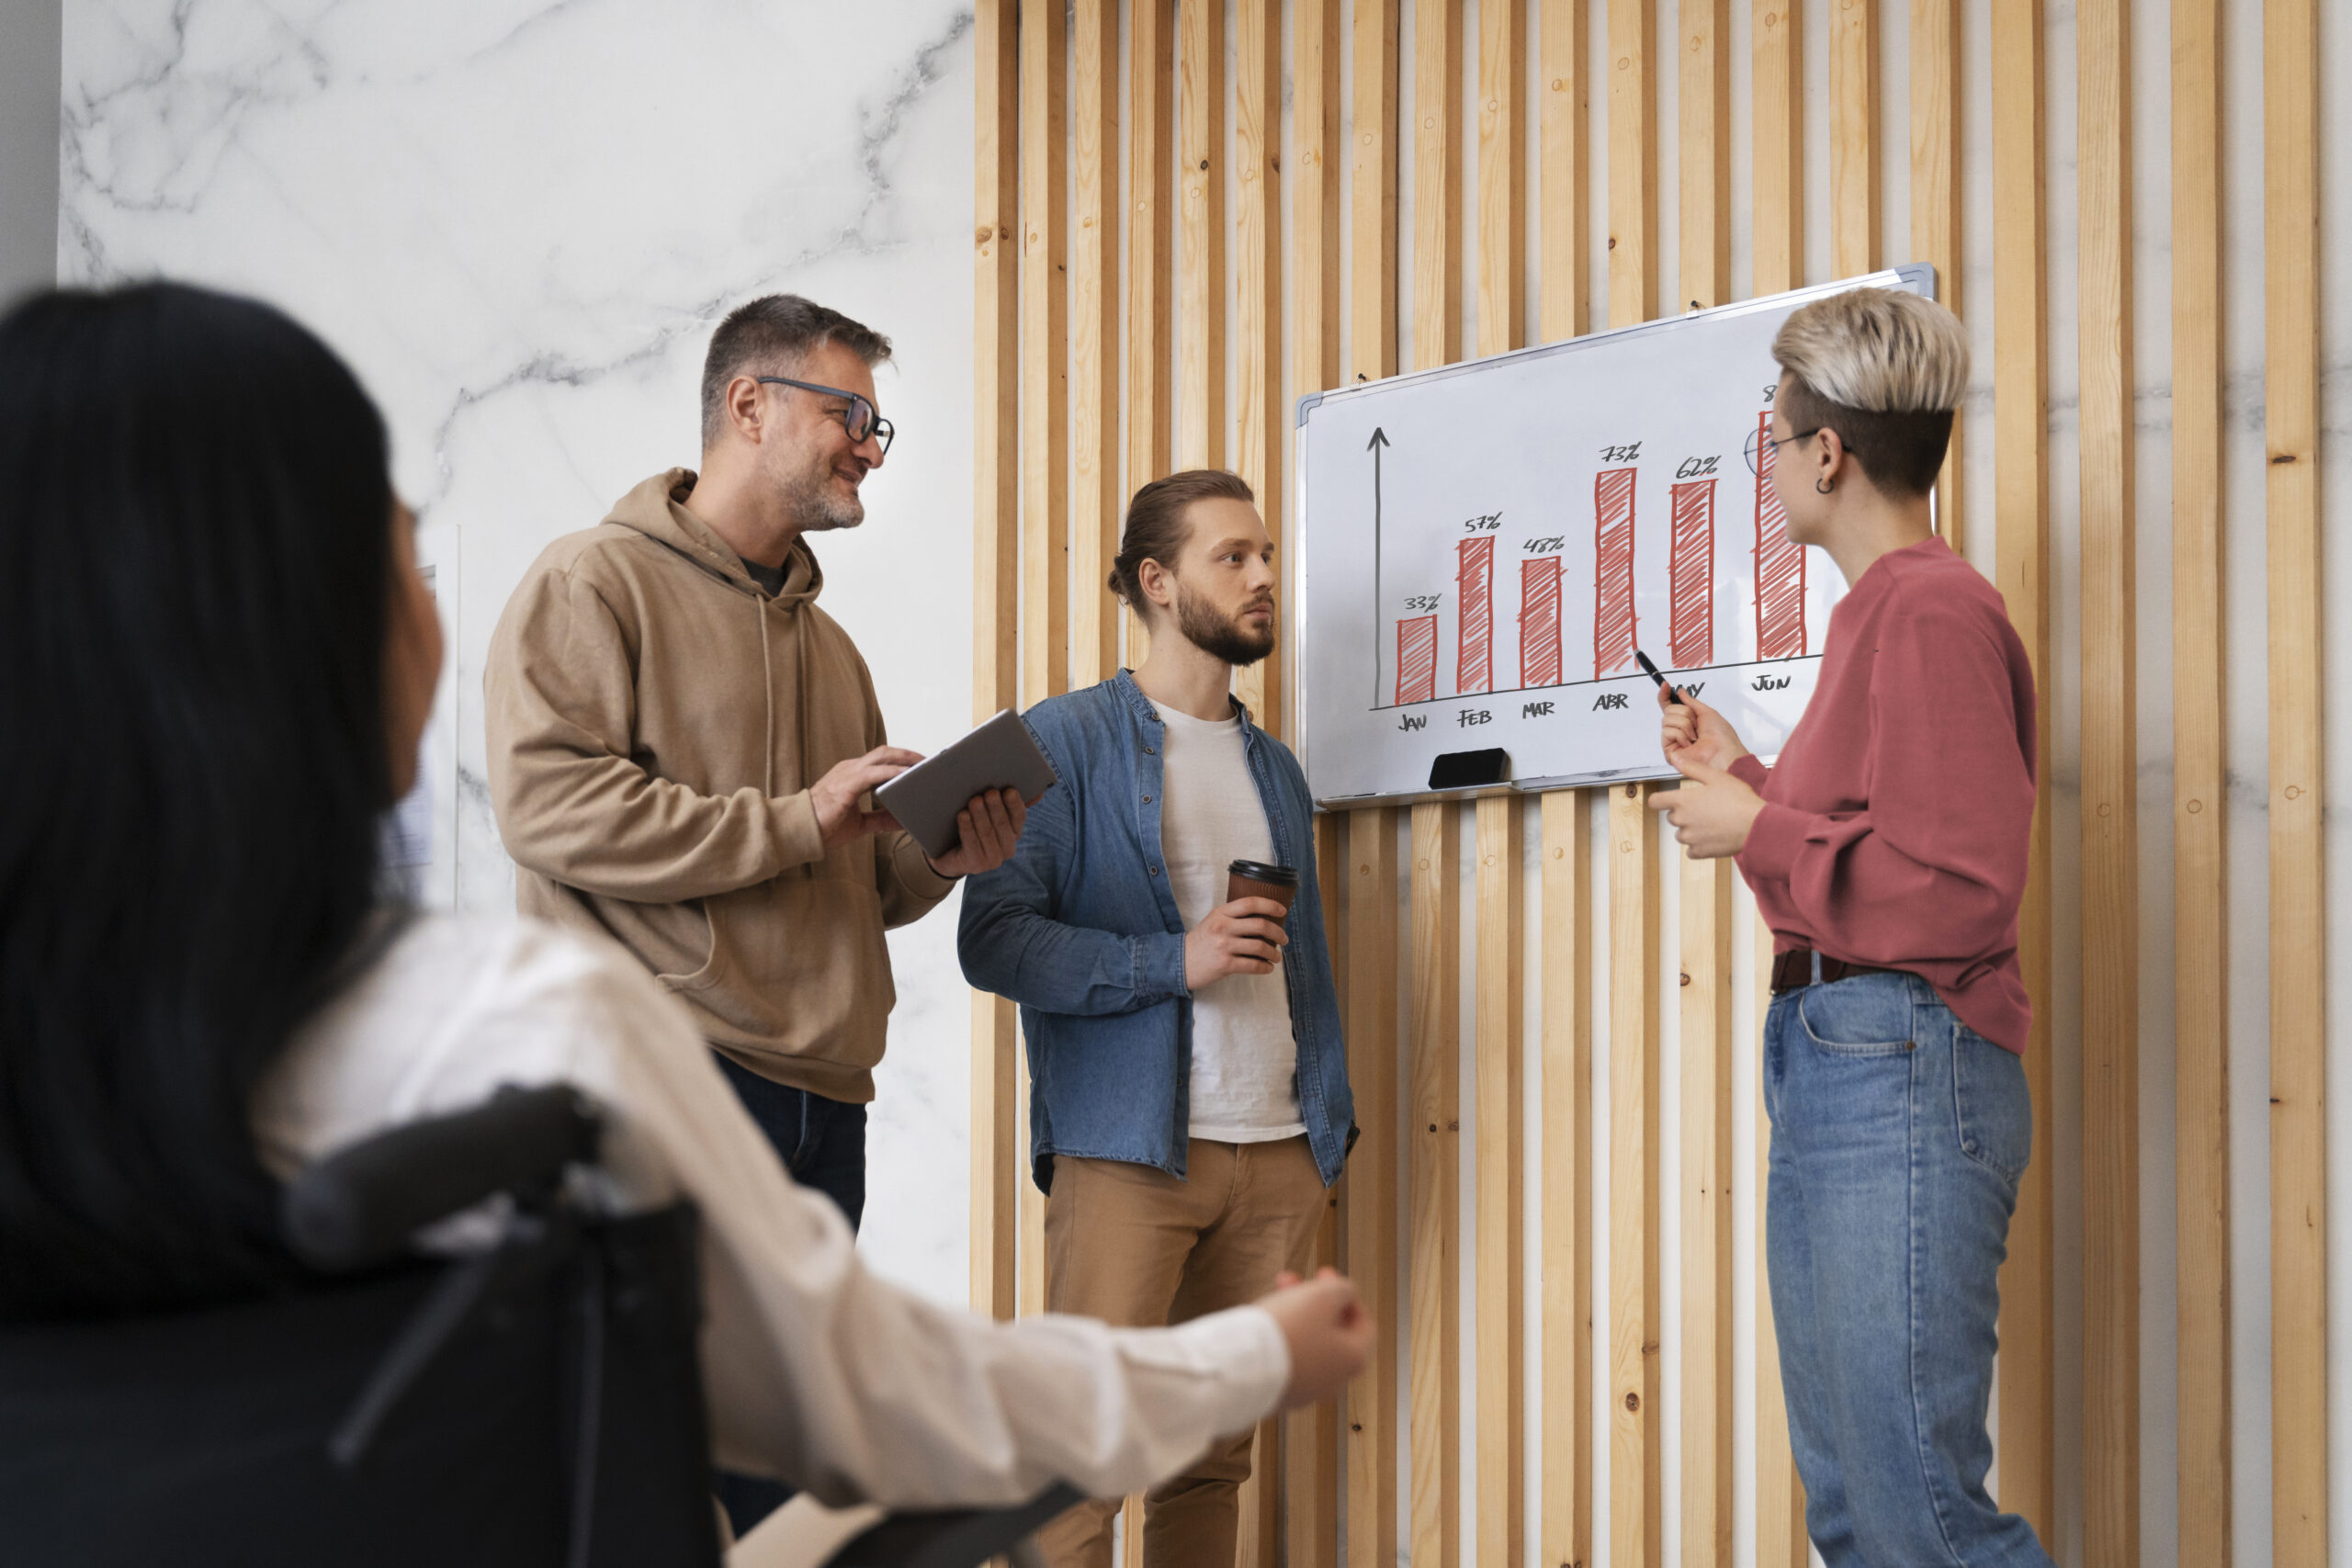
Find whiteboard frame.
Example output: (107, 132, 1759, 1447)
(1290, 265, 1938, 809)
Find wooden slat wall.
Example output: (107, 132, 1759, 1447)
(1013, 0, 1064, 1324)
(1344, 807, 1401, 1568)
(1909, 0, 1961, 549)
(1541, 789, 1594, 1568)
(969, 6, 2338, 1565)
(1828, 0, 1878, 276)
(2171, 2, 2230, 1562)
(2267, 1, 2328, 1562)
(2076, 4, 2138, 1563)
(1989, 0, 2055, 1540)
(1233, 0, 1282, 734)
(1472, 9, 1526, 1568)
(1609, 783, 1663, 1568)
(1072, 0, 1118, 691)
(1748, 5, 1807, 1560)
(967, 0, 1019, 1325)
(1287, 14, 1345, 1566)
(1178, 0, 1224, 469)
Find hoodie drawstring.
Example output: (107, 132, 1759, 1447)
(756, 592, 775, 797)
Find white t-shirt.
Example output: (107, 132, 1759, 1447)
(1155, 705, 1307, 1144)
(249, 912, 1285, 1508)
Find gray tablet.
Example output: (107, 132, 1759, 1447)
(875, 708, 1059, 860)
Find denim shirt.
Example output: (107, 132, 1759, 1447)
(958, 671, 1354, 1192)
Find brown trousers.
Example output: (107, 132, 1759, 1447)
(1035, 1136, 1326, 1568)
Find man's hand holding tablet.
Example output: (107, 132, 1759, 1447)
(809, 743, 1031, 878)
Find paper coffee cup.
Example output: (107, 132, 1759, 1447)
(1226, 859, 1301, 917)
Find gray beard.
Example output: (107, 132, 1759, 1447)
(778, 461, 865, 533)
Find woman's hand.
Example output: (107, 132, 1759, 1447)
(1657, 683, 1750, 771)
(1649, 749, 1766, 859)
(1260, 1268, 1374, 1412)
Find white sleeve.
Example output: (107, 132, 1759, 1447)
(266, 919, 1289, 1510)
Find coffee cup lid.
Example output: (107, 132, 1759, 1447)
(1227, 859, 1300, 886)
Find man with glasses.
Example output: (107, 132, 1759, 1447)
(483, 294, 1024, 1532)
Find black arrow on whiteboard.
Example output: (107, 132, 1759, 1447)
(1368, 426, 1389, 707)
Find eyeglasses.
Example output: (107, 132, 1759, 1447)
(756, 376, 895, 456)
(1742, 423, 1826, 476)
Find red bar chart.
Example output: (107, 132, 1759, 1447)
(1396, 615, 1439, 704)
(1754, 411, 1807, 658)
(1668, 479, 1717, 668)
(1592, 466, 1638, 677)
(1519, 557, 1564, 687)
(1456, 536, 1496, 694)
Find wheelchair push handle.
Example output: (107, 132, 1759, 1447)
(281, 1084, 603, 1272)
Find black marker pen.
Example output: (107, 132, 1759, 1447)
(1633, 649, 1684, 705)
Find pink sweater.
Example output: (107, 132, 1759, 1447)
(1727, 536, 2038, 1053)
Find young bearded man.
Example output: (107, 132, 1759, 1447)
(484, 296, 1023, 1533)
(958, 469, 1352, 1568)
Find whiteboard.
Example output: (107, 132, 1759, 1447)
(1293, 266, 1935, 806)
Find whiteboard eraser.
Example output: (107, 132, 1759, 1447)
(1428, 749, 1511, 791)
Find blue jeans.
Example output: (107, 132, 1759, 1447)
(712, 1054, 868, 1539)
(1763, 969, 2054, 1568)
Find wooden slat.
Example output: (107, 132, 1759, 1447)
(1342, 15, 1399, 1564)
(1605, 0, 1656, 330)
(1608, 784, 1661, 1568)
(1476, 0, 1526, 357)
(1474, 795, 1525, 1568)
(1540, 790, 1594, 1568)
(1989, 0, 2053, 1537)
(1287, 809, 1346, 1568)
(1679, 853, 1734, 1568)
(1413, 0, 1464, 372)
(2170, 2, 2230, 1562)
(1909, 0, 1962, 551)
(1752, 906, 1806, 1565)
(1177, 0, 1225, 468)
(1472, 13, 1526, 1563)
(968, 0, 1020, 1322)
(1072, 0, 1118, 688)
(1344, 807, 1401, 1568)
(1126, 0, 1175, 666)
(1828, 0, 1878, 276)
(1674, 9, 1732, 1561)
(2076, 4, 2137, 1562)
(1749, 6, 1804, 1554)
(1016, 0, 1066, 1323)
(1295, 0, 1344, 401)
(1236, 1419, 1280, 1566)
(1351, 0, 1400, 386)
(1538, 0, 1589, 344)
(1234, 0, 1282, 733)
(1751, 0, 1802, 297)
(1677, 0, 1728, 312)
(2267, 1, 2328, 1561)
(1408, 801, 1461, 1568)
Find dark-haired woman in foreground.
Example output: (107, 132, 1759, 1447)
(0, 283, 1370, 1510)
(1650, 288, 2053, 1568)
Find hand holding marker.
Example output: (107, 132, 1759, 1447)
(1634, 649, 1683, 705)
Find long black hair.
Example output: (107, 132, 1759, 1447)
(0, 283, 395, 1316)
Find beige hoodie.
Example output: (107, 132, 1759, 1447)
(485, 469, 954, 1101)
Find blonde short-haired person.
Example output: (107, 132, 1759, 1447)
(1651, 288, 2054, 1568)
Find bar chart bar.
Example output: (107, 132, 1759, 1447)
(1397, 614, 1439, 705)
(1592, 466, 1638, 676)
(1457, 536, 1496, 694)
(1520, 557, 1564, 687)
(1754, 412, 1807, 658)
(1668, 479, 1717, 668)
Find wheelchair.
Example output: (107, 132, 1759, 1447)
(0, 1085, 1074, 1567)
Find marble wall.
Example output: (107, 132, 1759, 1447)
(60, 0, 982, 1305)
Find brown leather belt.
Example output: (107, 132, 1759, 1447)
(1770, 946, 1910, 995)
